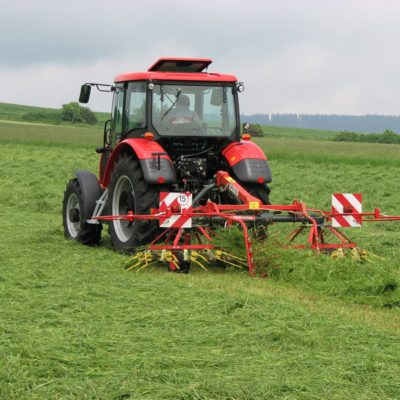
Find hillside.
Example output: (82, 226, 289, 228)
(0, 102, 110, 127)
(0, 102, 342, 142)
(4, 102, 400, 136)
(0, 120, 399, 398)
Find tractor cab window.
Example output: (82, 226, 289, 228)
(111, 83, 124, 145)
(152, 83, 237, 137)
(125, 82, 146, 132)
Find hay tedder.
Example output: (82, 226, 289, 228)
(62, 58, 400, 276)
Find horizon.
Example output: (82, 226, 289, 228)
(4, 101, 400, 118)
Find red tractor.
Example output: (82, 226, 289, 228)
(63, 58, 400, 275)
(62, 58, 272, 271)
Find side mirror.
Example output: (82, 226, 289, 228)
(79, 84, 91, 103)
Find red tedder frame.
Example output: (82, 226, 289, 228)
(95, 171, 400, 276)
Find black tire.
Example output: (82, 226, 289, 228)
(108, 154, 164, 253)
(238, 182, 271, 242)
(62, 178, 102, 245)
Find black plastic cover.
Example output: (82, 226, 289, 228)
(232, 159, 272, 183)
(148, 58, 212, 73)
(139, 158, 177, 184)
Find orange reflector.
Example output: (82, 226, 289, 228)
(171, 205, 181, 213)
(150, 208, 157, 215)
(241, 133, 252, 141)
(144, 132, 154, 140)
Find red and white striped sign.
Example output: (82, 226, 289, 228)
(159, 192, 192, 228)
(331, 193, 362, 227)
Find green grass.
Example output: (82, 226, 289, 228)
(261, 125, 339, 141)
(0, 120, 102, 147)
(254, 136, 400, 167)
(1, 121, 400, 399)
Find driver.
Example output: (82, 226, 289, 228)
(167, 94, 201, 125)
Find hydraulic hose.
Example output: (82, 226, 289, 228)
(193, 183, 217, 207)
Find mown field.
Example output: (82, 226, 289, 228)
(1, 119, 400, 399)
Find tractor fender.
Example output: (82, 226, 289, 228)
(73, 170, 101, 221)
(222, 141, 272, 183)
(102, 138, 176, 187)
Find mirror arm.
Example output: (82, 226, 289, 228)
(83, 83, 113, 92)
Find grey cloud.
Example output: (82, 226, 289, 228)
(2, 0, 400, 114)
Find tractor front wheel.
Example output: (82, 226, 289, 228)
(108, 154, 163, 253)
(62, 179, 102, 245)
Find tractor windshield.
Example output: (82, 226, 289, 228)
(152, 83, 237, 137)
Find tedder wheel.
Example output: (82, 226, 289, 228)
(108, 153, 165, 253)
(168, 251, 190, 274)
(62, 178, 102, 245)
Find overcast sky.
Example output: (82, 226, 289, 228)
(1, 0, 400, 115)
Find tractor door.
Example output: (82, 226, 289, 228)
(124, 81, 147, 137)
(111, 83, 125, 147)
(99, 83, 125, 183)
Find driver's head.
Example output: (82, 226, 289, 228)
(177, 95, 190, 107)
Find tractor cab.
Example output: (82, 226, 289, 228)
(80, 58, 243, 155)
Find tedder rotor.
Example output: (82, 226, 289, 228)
(62, 58, 400, 276)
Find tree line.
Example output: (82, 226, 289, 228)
(333, 129, 400, 144)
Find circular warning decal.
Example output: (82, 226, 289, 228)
(178, 194, 189, 206)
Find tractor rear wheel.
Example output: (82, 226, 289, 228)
(242, 182, 271, 205)
(108, 154, 164, 253)
(62, 178, 102, 245)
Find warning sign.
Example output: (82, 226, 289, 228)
(331, 193, 362, 228)
(159, 192, 192, 228)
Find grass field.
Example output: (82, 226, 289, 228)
(1, 120, 400, 399)
(261, 125, 339, 141)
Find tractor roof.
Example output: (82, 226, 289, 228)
(114, 57, 237, 83)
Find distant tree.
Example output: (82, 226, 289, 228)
(80, 106, 98, 125)
(333, 129, 400, 144)
(247, 123, 264, 137)
(61, 102, 83, 122)
(333, 131, 359, 142)
(378, 129, 400, 144)
(61, 102, 97, 125)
